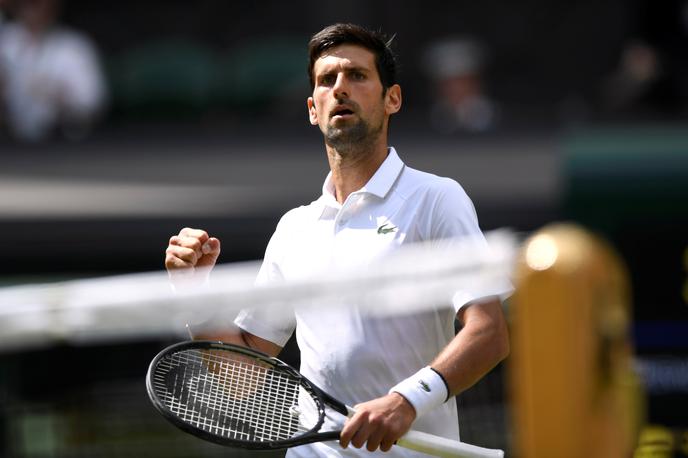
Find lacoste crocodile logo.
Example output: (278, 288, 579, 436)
(377, 223, 397, 235)
(418, 379, 431, 392)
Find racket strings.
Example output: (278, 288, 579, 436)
(152, 349, 319, 443)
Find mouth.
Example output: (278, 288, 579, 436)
(330, 105, 355, 119)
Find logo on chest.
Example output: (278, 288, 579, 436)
(377, 223, 397, 235)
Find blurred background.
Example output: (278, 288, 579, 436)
(0, 0, 687, 456)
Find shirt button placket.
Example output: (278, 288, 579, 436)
(337, 207, 350, 231)
(336, 193, 362, 231)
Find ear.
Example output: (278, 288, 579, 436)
(307, 97, 318, 125)
(384, 84, 402, 115)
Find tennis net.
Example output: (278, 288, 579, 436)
(0, 230, 517, 457)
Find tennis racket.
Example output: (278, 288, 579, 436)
(146, 340, 504, 458)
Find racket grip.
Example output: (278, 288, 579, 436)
(397, 430, 504, 458)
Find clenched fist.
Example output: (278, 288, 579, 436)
(165, 228, 221, 284)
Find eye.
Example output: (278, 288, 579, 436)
(319, 73, 336, 86)
(351, 71, 366, 81)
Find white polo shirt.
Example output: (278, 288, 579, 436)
(235, 148, 510, 457)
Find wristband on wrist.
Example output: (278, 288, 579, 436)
(389, 366, 450, 418)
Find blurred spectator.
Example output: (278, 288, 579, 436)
(600, 1, 688, 120)
(601, 40, 673, 117)
(422, 37, 498, 134)
(0, 0, 106, 141)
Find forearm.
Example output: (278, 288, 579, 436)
(342, 299, 509, 451)
(386, 298, 508, 422)
(432, 298, 510, 396)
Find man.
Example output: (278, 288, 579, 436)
(0, 0, 106, 141)
(165, 23, 510, 457)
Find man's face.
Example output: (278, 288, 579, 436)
(19, 0, 58, 31)
(307, 44, 401, 151)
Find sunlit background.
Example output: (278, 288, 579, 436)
(1, 0, 687, 456)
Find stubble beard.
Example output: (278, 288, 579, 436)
(324, 116, 383, 159)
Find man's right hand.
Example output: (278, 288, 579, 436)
(165, 227, 221, 275)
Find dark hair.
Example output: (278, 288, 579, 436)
(307, 23, 398, 91)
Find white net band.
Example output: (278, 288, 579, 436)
(0, 230, 517, 350)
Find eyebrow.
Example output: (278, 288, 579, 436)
(317, 65, 370, 78)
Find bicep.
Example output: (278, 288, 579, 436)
(456, 297, 508, 337)
(457, 297, 510, 362)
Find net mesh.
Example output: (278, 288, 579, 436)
(0, 231, 517, 456)
(0, 225, 682, 456)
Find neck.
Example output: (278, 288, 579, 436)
(326, 138, 389, 204)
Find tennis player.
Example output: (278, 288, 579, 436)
(165, 23, 511, 457)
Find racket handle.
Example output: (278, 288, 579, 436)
(397, 430, 504, 458)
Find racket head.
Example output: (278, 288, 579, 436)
(146, 340, 335, 450)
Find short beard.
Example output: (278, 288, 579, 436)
(324, 117, 382, 157)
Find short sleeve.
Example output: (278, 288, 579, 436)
(427, 178, 482, 241)
(234, 215, 297, 347)
(427, 179, 513, 311)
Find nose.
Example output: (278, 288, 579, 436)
(333, 73, 349, 99)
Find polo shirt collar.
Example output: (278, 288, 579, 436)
(362, 147, 405, 198)
(320, 147, 405, 206)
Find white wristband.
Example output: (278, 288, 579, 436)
(389, 366, 449, 418)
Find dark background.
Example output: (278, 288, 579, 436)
(1, 0, 687, 456)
